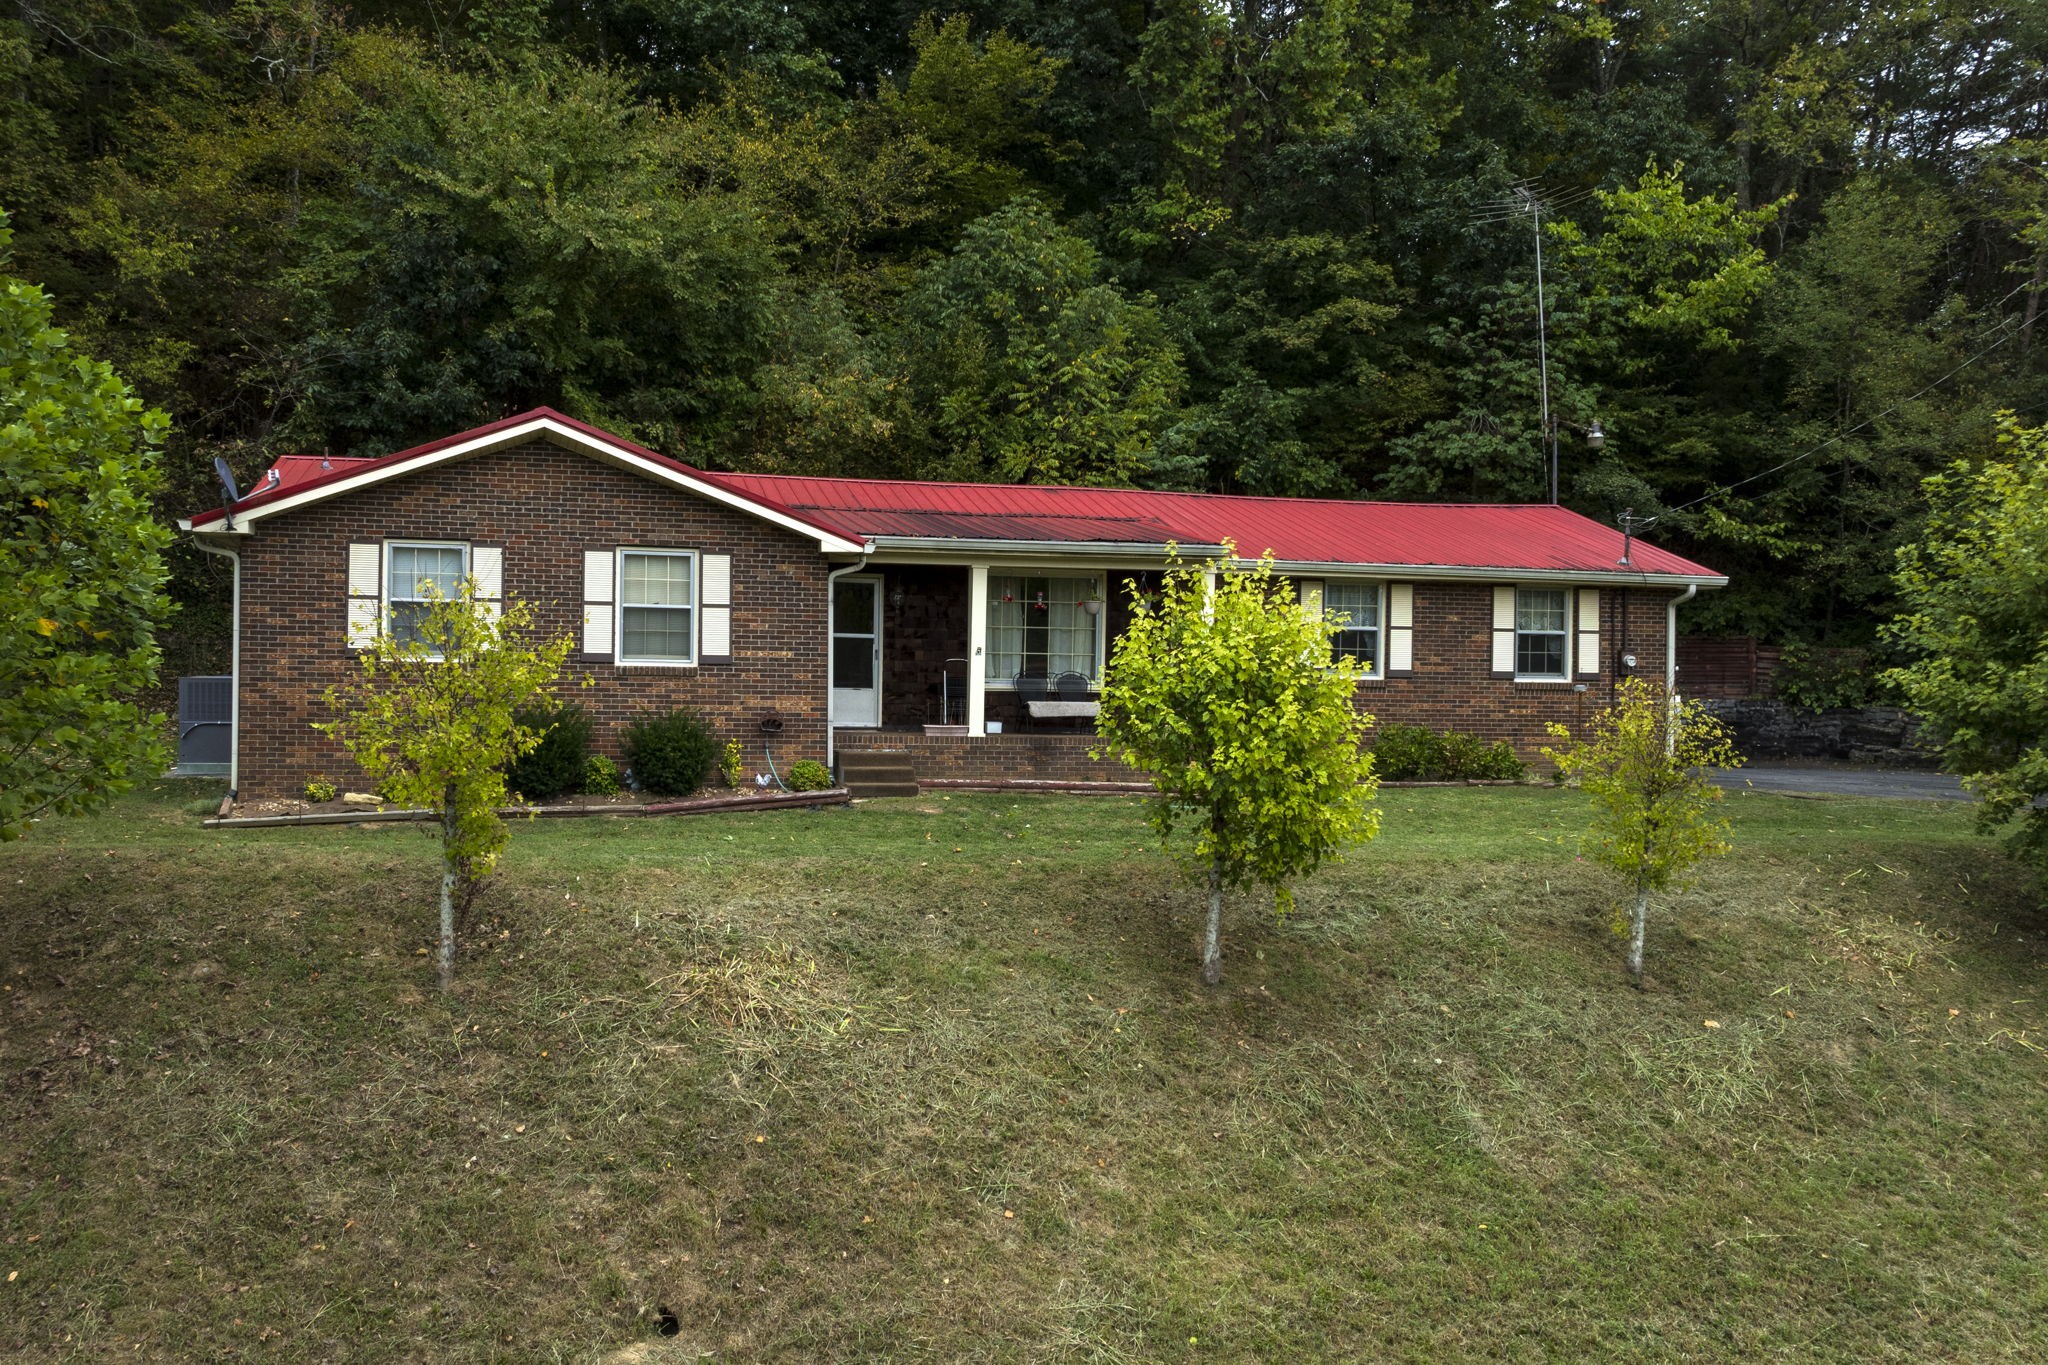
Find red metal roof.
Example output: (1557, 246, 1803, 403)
(183, 408, 867, 547)
(716, 474, 1723, 580)
(258, 455, 375, 494)
(182, 408, 1720, 580)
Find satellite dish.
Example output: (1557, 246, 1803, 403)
(213, 455, 242, 530)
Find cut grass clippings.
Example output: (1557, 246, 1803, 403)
(1, 780, 2044, 1361)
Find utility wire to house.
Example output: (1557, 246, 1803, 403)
(1662, 306, 2030, 518)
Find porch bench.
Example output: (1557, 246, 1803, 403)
(1024, 699, 1101, 722)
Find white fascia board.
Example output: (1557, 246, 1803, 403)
(857, 537, 1230, 566)
(183, 417, 868, 554)
(852, 540, 1724, 587)
(1262, 559, 1728, 589)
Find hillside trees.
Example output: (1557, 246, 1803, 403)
(900, 199, 1185, 486)
(0, 0, 2042, 668)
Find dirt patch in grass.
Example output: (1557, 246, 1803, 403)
(1, 785, 2044, 1360)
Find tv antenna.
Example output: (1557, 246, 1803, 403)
(1475, 180, 1595, 504)
(1616, 507, 1659, 567)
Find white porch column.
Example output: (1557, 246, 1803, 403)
(967, 563, 989, 736)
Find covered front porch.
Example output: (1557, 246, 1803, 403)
(828, 561, 1170, 737)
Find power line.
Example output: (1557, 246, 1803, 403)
(1663, 306, 2030, 517)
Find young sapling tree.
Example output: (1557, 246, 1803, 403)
(318, 584, 576, 992)
(1545, 678, 1742, 988)
(1095, 545, 1381, 983)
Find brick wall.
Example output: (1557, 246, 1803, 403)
(1348, 579, 1673, 752)
(838, 730, 1125, 783)
(842, 577, 1677, 784)
(232, 438, 831, 796)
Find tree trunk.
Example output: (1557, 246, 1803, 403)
(1626, 884, 1650, 990)
(1201, 862, 1224, 986)
(438, 790, 458, 994)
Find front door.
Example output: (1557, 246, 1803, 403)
(830, 576, 882, 727)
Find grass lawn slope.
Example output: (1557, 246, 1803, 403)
(2, 784, 2044, 1361)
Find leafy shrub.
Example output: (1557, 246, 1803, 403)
(1370, 725, 1528, 781)
(505, 702, 591, 800)
(1369, 725, 1439, 780)
(719, 739, 745, 788)
(1773, 643, 1886, 711)
(624, 709, 719, 796)
(786, 759, 833, 792)
(303, 778, 338, 803)
(1438, 730, 1528, 781)
(585, 754, 622, 795)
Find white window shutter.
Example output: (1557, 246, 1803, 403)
(701, 553, 731, 606)
(1491, 586, 1517, 675)
(1577, 588, 1601, 676)
(699, 552, 732, 661)
(583, 549, 614, 657)
(1296, 578, 1325, 615)
(701, 607, 731, 658)
(346, 598, 379, 650)
(1387, 583, 1415, 673)
(346, 543, 381, 649)
(472, 545, 503, 601)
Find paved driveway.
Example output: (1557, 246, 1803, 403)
(1712, 765, 1970, 802)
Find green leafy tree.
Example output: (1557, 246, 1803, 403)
(1884, 415, 2048, 877)
(1095, 546, 1381, 984)
(1, 213, 173, 839)
(285, 49, 782, 457)
(317, 585, 576, 992)
(1544, 680, 1742, 989)
(900, 198, 1184, 486)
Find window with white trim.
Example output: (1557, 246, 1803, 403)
(386, 541, 468, 648)
(618, 549, 696, 664)
(1515, 586, 1570, 678)
(985, 574, 1102, 683)
(1324, 580, 1382, 674)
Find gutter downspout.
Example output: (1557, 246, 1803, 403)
(192, 537, 241, 799)
(1665, 583, 1697, 694)
(824, 548, 875, 774)
(1666, 583, 1697, 757)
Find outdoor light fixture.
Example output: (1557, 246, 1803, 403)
(1586, 419, 1605, 451)
(888, 582, 906, 610)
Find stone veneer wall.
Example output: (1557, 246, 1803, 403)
(232, 438, 832, 796)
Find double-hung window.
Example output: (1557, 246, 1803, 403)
(618, 549, 696, 664)
(1514, 587, 1570, 679)
(1324, 581, 1382, 675)
(985, 574, 1102, 684)
(386, 541, 468, 650)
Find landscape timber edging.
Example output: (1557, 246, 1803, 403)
(201, 788, 851, 829)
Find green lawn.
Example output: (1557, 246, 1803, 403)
(2, 783, 2043, 1361)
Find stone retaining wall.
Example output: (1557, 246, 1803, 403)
(1699, 700, 1939, 766)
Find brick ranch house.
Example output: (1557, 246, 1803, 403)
(179, 408, 1727, 798)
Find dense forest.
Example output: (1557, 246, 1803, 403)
(3, 0, 2044, 667)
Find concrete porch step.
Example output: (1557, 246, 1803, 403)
(837, 752, 916, 775)
(845, 781, 922, 799)
(836, 749, 920, 799)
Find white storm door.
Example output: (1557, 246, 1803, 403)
(831, 576, 883, 728)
